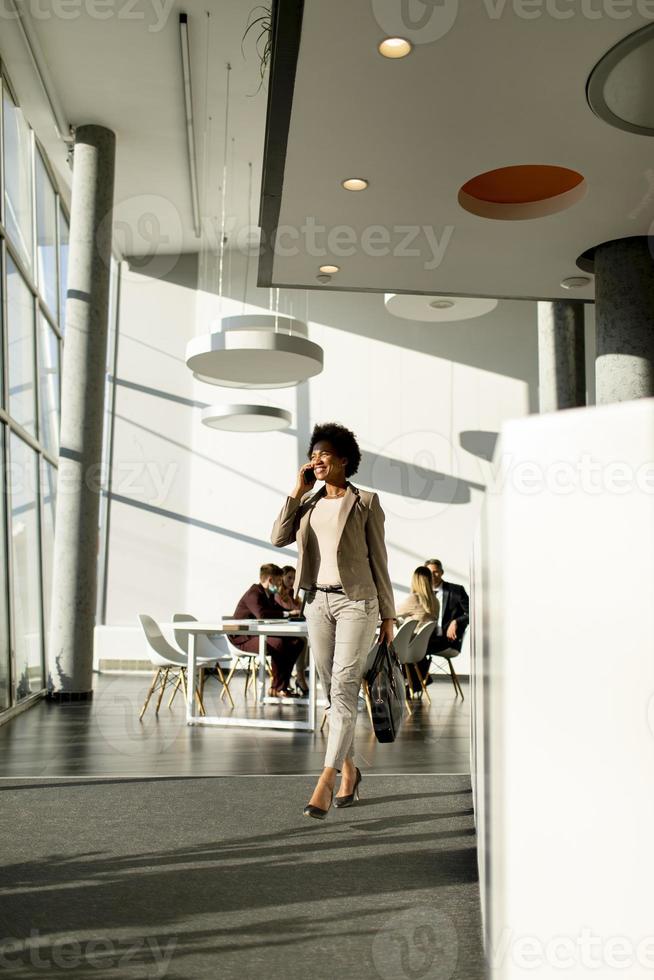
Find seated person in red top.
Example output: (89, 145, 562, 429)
(276, 565, 308, 695)
(230, 563, 304, 698)
(275, 565, 303, 615)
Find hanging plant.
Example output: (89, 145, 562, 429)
(242, 5, 272, 94)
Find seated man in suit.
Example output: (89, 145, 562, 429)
(409, 558, 469, 690)
(424, 558, 470, 656)
(230, 563, 305, 698)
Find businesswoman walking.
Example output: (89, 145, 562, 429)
(271, 422, 395, 819)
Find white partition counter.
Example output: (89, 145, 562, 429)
(471, 398, 654, 979)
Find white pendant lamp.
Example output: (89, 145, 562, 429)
(186, 313, 323, 388)
(384, 293, 498, 322)
(201, 404, 292, 432)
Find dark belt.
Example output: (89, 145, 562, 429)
(310, 584, 344, 594)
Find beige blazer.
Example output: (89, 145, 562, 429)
(396, 592, 439, 629)
(270, 483, 396, 620)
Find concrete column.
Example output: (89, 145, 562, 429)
(537, 300, 586, 412)
(48, 125, 116, 699)
(595, 236, 654, 404)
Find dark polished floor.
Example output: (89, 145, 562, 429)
(0, 671, 470, 777)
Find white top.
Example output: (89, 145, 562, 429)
(434, 584, 444, 635)
(309, 495, 345, 586)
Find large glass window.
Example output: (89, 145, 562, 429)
(0, 72, 78, 716)
(38, 314, 60, 454)
(40, 459, 56, 645)
(0, 427, 10, 711)
(58, 206, 69, 327)
(6, 258, 36, 435)
(35, 151, 58, 315)
(3, 91, 33, 273)
(9, 433, 43, 700)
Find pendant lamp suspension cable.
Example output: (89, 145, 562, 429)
(227, 136, 235, 299)
(242, 160, 253, 312)
(218, 61, 232, 316)
(199, 10, 212, 295)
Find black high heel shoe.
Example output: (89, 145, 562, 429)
(294, 678, 309, 696)
(334, 767, 362, 808)
(303, 784, 334, 820)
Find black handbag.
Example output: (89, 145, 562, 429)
(365, 639, 406, 743)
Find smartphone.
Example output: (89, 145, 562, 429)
(304, 466, 316, 485)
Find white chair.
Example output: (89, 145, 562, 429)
(430, 645, 465, 699)
(356, 619, 419, 729)
(219, 616, 274, 700)
(398, 621, 440, 704)
(137, 614, 206, 720)
(172, 614, 236, 709)
(392, 619, 419, 661)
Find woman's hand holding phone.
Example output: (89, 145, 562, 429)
(292, 463, 317, 499)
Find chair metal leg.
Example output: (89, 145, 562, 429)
(402, 673, 413, 717)
(447, 658, 464, 699)
(216, 663, 235, 708)
(243, 660, 254, 699)
(221, 662, 238, 702)
(154, 667, 170, 713)
(412, 663, 432, 704)
(179, 666, 188, 702)
(196, 670, 206, 716)
(178, 667, 204, 714)
(401, 665, 416, 706)
(362, 680, 374, 728)
(168, 672, 183, 708)
(139, 668, 161, 720)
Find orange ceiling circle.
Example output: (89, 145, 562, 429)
(458, 165, 586, 220)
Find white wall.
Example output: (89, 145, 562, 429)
(102, 257, 197, 626)
(101, 249, 538, 673)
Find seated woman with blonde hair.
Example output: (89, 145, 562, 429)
(396, 566, 440, 692)
(397, 565, 440, 628)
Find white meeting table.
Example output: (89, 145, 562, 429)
(162, 619, 316, 732)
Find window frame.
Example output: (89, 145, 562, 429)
(0, 67, 69, 710)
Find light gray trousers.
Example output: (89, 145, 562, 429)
(304, 589, 379, 770)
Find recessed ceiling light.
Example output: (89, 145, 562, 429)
(378, 37, 412, 59)
(561, 275, 591, 289)
(342, 177, 368, 191)
(429, 299, 455, 309)
(319, 264, 340, 274)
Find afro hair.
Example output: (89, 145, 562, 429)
(308, 422, 362, 478)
